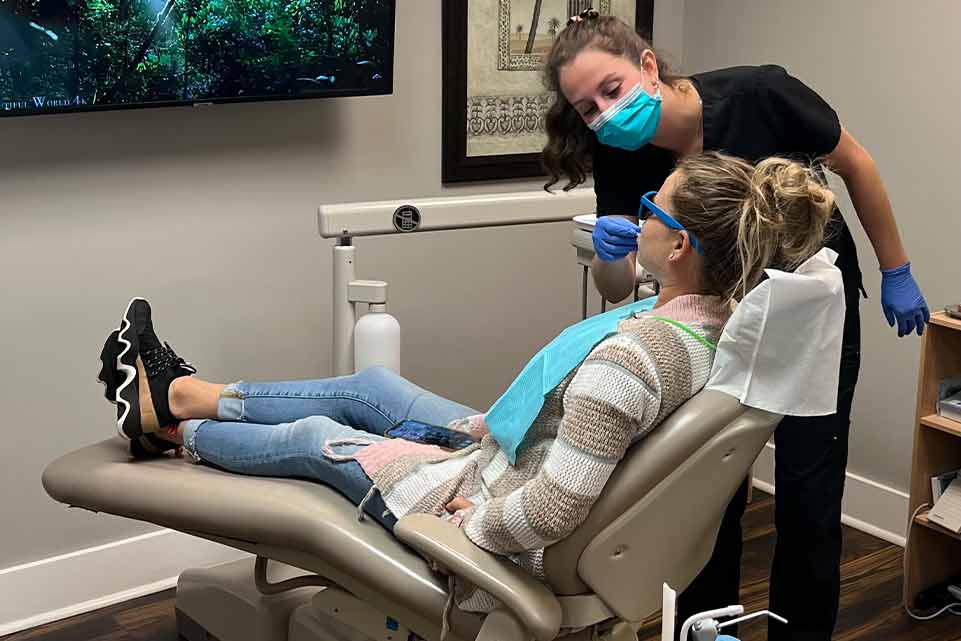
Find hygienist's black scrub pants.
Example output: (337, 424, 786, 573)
(676, 298, 861, 641)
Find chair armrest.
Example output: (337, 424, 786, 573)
(395, 513, 562, 641)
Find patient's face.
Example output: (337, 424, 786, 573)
(636, 171, 681, 278)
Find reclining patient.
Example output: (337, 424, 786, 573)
(96, 152, 832, 611)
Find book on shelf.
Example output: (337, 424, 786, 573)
(939, 389, 961, 424)
(929, 478, 961, 533)
(933, 468, 961, 502)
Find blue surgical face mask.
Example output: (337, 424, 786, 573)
(588, 82, 662, 151)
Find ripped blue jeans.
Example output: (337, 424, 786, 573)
(182, 366, 478, 530)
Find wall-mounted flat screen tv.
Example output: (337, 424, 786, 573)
(0, 0, 395, 117)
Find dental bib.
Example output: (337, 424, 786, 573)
(706, 247, 846, 416)
(485, 297, 657, 463)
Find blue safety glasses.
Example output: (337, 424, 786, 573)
(639, 191, 704, 256)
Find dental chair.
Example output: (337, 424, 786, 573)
(42, 192, 797, 641)
(43, 390, 778, 641)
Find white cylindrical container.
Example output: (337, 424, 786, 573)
(354, 303, 400, 374)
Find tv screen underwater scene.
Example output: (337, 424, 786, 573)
(0, 0, 395, 116)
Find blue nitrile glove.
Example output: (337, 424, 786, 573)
(880, 262, 930, 337)
(592, 216, 640, 262)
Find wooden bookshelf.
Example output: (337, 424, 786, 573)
(930, 313, 961, 332)
(915, 511, 961, 541)
(920, 414, 961, 437)
(904, 311, 961, 607)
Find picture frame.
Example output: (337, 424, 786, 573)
(441, 0, 654, 184)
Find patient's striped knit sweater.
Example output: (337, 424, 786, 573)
(352, 294, 730, 611)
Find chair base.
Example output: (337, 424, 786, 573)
(289, 589, 420, 641)
(175, 558, 434, 641)
(288, 588, 423, 641)
(176, 557, 322, 641)
(289, 604, 362, 641)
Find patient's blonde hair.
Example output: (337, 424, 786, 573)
(671, 152, 835, 302)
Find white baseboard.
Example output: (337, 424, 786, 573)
(752, 442, 908, 548)
(0, 528, 250, 637)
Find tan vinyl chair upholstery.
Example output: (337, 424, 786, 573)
(43, 390, 779, 641)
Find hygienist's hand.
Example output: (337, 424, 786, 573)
(880, 262, 930, 337)
(593, 216, 640, 262)
(445, 496, 474, 513)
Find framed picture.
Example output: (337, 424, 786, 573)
(442, 0, 654, 184)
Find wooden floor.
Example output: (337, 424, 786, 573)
(5, 492, 960, 641)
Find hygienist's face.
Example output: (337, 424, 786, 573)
(635, 171, 682, 279)
(559, 49, 653, 125)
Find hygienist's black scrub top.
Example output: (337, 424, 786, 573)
(592, 64, 863, 302)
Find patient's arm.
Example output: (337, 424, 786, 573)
(461, 334, 660, 555)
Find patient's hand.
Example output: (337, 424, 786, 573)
(447, 415, 489, 441)
(445, 496, 474, 513)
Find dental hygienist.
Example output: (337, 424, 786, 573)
(538, 10, 929, 641)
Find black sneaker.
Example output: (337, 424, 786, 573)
(97, 329, 122, 405)
(98, 298, 196, 448)
(130, 433, 180, 459)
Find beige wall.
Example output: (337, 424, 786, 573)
(682, 0, 961, 490)
(0, 3, 684, 569)
(654, 0, 685, 70)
